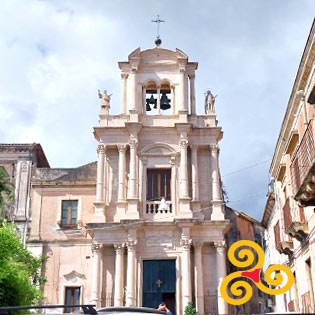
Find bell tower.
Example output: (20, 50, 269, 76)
(90, 39, 229, 315)
(93, 42, 226, 222)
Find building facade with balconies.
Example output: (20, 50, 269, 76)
(262, 19, 315, 313)
(0, 143, 49, 244)
(27, 43, 232, 315)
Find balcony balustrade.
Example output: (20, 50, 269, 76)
(283, 197, 308, 241)
(274, 219, 293, 255)
(291, 119, 315, 206)
(144, 200, 173, 220)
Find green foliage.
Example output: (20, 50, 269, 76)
(0, 221, 46, 313)
(0, 168, 14, 220)
(184, 302, 197, 315)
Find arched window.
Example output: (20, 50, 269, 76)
(145, 80, 172, 115)
(160, 80, 172, 114)
(145, 80, 158, 113)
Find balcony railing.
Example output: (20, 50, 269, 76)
(144, 200, 173, 220)
(283, 197, 308, 241)
(291, 119, 315, 197)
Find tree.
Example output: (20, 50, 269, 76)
(0, 220, 46, 313)
(184, 302, 197, 315)
(0, 168, 14, 220)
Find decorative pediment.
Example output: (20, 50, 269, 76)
(141, 143, 176, 156)
(63, 270, 86, 283)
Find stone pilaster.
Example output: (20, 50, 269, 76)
(194, 241, 204, 315)
(180, 138, 189, 198)
(117, 145, 127, 201)
(126, 138, 139, 219)
(128, 139, 138, 199)
(157, 86, 161, 114)
(189, 74, 196, 115)
(126, 240, 137, 306)
(114, 243, 125, 306)
(214, 241, 228, 315)
(179, 138, 192, 217)
(129, 69, 137, 111)
(171, 84, 176, 114)
(93, 144, 106, 222)
(121, 73, 128, 114)
(190, 144, 199, 201)
(91, 243, 102, 308)
(209, 144, 224, 220)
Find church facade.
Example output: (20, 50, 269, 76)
(28, 44, 231, 315)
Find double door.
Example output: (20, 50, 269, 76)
(142, 260, 176, 314)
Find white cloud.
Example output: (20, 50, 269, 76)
(0, 0, 314, 219)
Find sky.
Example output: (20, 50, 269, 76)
(0, 0, 314, 220)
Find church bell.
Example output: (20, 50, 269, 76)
(160, 92, 171, 110)
(146, 94, 157, 111)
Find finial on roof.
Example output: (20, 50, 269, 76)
(151, 14, 165, 47)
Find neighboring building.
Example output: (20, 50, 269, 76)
(0, 143, 49, 243)
(225, 207, 271, 315)
(28, 41, 232, 315)
(262, 20, 315, 313)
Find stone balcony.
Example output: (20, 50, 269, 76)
(283, 197, 308, 241)
(291, 119, 315, 206)
(143, 200, 173, 221)
(276, 240, 294, 256)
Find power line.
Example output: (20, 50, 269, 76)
(226, 191, 267, 204)
(222, 159, 271, 177)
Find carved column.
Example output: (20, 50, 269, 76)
(96, 144, 106, 202)
(210, 144, 221, 201)
(91, 243, 102, 308)
(194, 241, 204, 315)
(128, 139, 138, 199)
(180, 138, 189, 198)
(117, 145, 127, 201)
(191, 144, 199, 201)
(129, 69, 137, 111)
(189, 74, 196, 115)
(126, 240, 137, 306)
(181, 238, 192, 310)
(114, 243, 125, 306)
(214, 241, 228, 315)
(121, 73, 128, 114)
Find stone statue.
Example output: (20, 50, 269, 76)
(98, 89, 111, 108)
(205, 90, 217, 113)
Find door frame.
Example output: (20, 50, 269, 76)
(138, 256, 180, 315)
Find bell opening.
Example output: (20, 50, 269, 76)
(144, 80, 172, 115)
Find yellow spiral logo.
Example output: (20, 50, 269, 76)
(220, 240, 294, 305)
